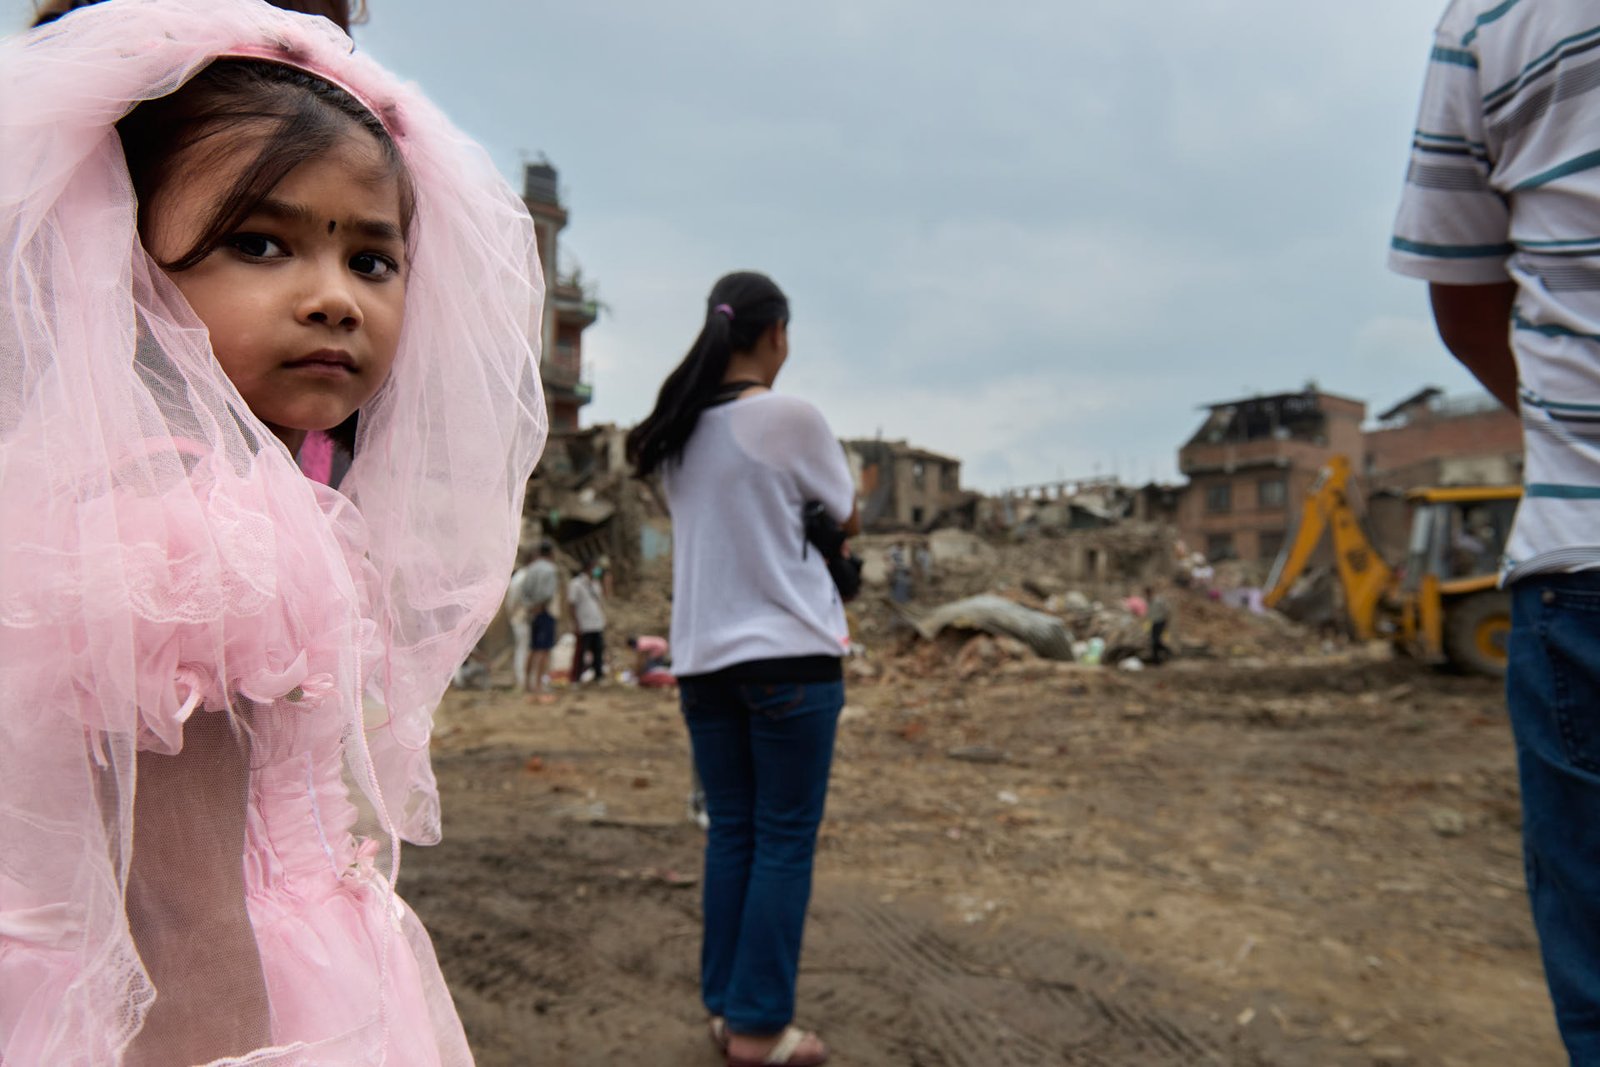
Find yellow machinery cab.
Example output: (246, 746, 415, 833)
(1396, 486, 1520, 675)
(1265, 457, 1520, 677)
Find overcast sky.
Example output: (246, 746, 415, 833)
(12, 1, 1475, 490)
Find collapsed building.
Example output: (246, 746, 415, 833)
(525, 423, 669, 594)
(842, 438, 977, 532)
(967, 478, 1184, 585)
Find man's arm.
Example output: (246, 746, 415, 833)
(1428, 282, 1519, 413)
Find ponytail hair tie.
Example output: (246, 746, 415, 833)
(713, 304, 735, 320)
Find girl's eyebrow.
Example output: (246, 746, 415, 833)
(251, 197, 403, 243)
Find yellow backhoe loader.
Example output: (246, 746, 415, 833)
(1262, 456, 1520, 676)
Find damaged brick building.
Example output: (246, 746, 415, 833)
(843, 438, 973, 532)
(1364, 387, 1522, 493)
(1174, 384, 1523, 567)
(1177, 388, 1367, 565)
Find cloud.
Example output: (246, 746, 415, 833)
(5, 0, 1484, 494)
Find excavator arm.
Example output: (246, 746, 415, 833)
(1261, 456, 1394, 639)
(1263, 462, 1338, 611)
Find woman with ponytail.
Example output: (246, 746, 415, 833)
(627, 272, 856, 1066)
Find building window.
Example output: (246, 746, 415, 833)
(911, 506, 925, 525)
(1258, 478, 1287, 509)
(1257, 530, 1286, 562)
(913, 461, 926, 488)
(1205, 483, 1232, 513)
(1206, 533, 1235, 560)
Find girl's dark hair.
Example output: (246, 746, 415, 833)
(118, 59, 413, 272)
(626, 272, 789, 478)
(32, 0, 362, 31)
(118, 58, 414, 455)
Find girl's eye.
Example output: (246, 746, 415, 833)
(350, 252, 400, 280)
(226, 233, 286, 259)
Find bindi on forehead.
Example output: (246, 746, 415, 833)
(247, 196, 402, 244)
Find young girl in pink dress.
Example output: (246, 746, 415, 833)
(0, 2, 546, 1063)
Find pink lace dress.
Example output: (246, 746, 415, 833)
(0, 3, 546, 1061)
(239, 683, 468, 1063)
(1, 466, 474, 1065)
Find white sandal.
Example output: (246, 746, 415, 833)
(725, 1025, 829, 1066)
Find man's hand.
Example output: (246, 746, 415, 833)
(1429, 282, 1519, 412)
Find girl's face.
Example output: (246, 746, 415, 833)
(145, 128, 408, 453)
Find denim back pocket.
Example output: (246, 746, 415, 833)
(737, 682, 809, 720)
(678, 679, 716, 717)
(1539, 585, 1600, 774)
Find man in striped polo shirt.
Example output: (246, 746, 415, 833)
(1392, 2, 1600, 1058)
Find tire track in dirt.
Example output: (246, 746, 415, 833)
(415, 868, 588, 1005)
(410, 728, 1365, 1065)
(838, 897, 1230, 1066)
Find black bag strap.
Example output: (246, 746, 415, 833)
(705, 379, 766, 408)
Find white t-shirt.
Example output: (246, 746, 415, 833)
(661, 392, 856, 675)
(567, 574, 605, 633)
(1390, 0, 1600, 580)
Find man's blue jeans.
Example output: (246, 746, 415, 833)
(679, 676, 843, 1035)
(1509, 572, 1600, 1062)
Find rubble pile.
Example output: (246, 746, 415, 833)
(523, 424, 667, 592)
(844, 525, 1338, 675)
(478, 449, 1336, 679)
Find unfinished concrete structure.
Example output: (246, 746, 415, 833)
(1364, 387, 1522, 493)
(984, 477, 1128, 534)
(522, 161, 599, 433)
(843, 438, 969, 531)
(1361, 387, 1523, 560)
(1177, 388, 1367, 564)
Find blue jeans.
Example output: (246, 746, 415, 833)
(679, 676, 844, 1034)
(1509, 572, 1600, 1062)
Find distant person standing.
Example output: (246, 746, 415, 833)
(524, 540, 560, 700)
(627, 271, 856, 1067)
(1391, 3, 1600, 1058)
(506, 550, 536, 691)
(1146, 586, 1171, 664)
(889, 542, 912, 604)
(567, 564, 607, 685)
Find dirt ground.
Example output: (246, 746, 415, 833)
(403, 636, 1561, 1067)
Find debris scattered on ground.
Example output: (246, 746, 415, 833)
(912, 595, 1075, 660)
(828, 521, 1347, 681)
(947, 745, 1010, 764)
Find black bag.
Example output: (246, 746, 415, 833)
(802, 501, 863, 602)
